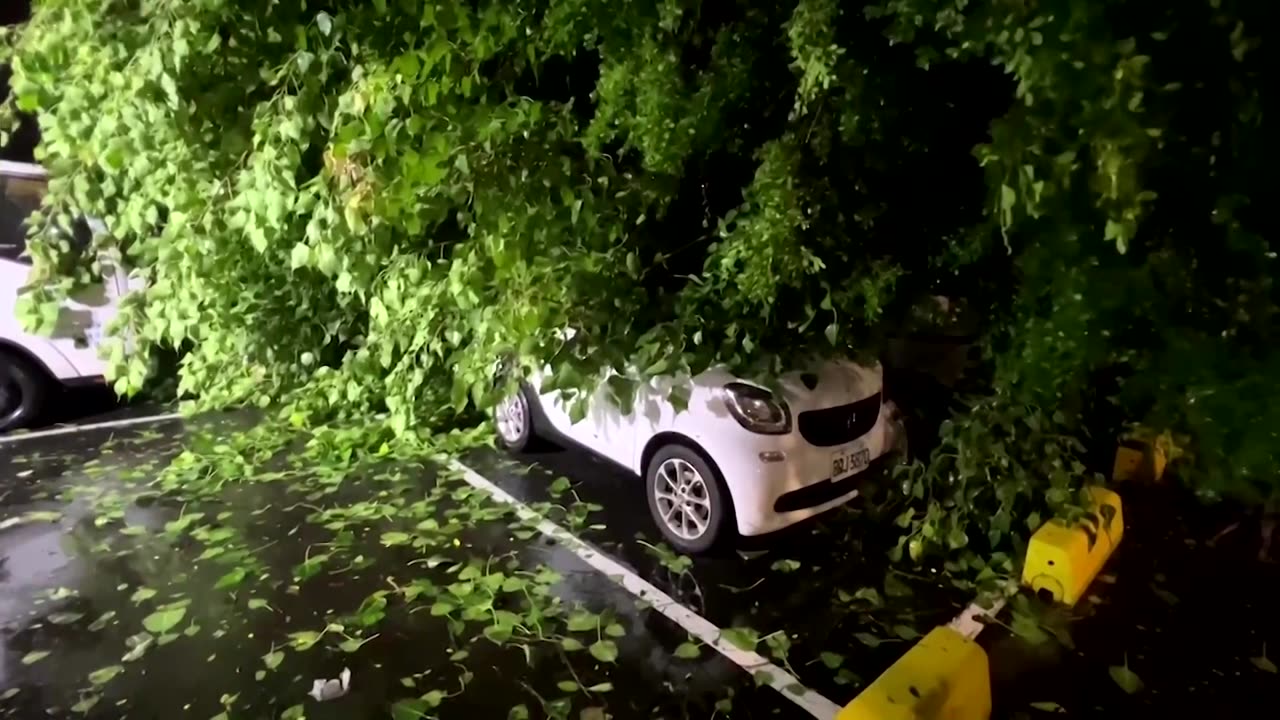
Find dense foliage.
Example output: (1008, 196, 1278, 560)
(2, 0, 1270, 565)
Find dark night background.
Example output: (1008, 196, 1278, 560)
(1, 0, 37, 162)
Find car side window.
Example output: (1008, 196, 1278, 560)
(0, 172, 47, 263)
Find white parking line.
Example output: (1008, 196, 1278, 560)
(447, 459, 844, 720)
(946, 596, 1006, 641)
(0, 412, 182, 444)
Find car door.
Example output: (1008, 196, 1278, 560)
(0, 162, 123, 380)
(527, 334, 637, 466)
(577, 370, 644, 469)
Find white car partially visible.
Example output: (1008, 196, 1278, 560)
(0, 160, 129, 431)
(496, 356, 904, 553)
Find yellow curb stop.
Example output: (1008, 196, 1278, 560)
(837, 626, 991, 720)
(1021, 486, 1124, 607)
(1113, 441, 1168, 484)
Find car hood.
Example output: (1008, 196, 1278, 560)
(774, 358, 881, 407)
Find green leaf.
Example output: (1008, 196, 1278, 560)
(893, 625, 920, 641)
(262, 650, 285, 669)
(852, 587, 883, 606)
(380, 531, 411, 546)
(508, 705, 529, 720)
(71, 694, 100, 713)
(88, 665, 124, 686)
(853, 633, 882, 648)
(47, 611, 84, 625)
(290, 243, 311, 269)
(1029, 701, 1064, 712)
(122, 632, 154, 662)
(586, 682, 614, 693)
(770, 559, 801, 573)
(819, 651, 844, 669)
(88, 611, 116, 631)
(214, 567, 247, 590)
(674, 641, 701, 659)
(556, 680, 579, 693)
(315, 12, 333, 36)
(131, 587, 158, 603)
(588, 639, 618, 663)
(1011, 613, 1050, 645)
(566, 610, 598, 632)
(1108, 663, 1144, 694)
(669, 386, 691, 414)
(391, 699, 429, 720)
(142, 607, 186, 634)
(721, 627, 759, 652)
(21, 650, 50, 665)
(1150, 585, 1179, 606)
(1251, 655, 1278, 673)
(884, 573, 913, 598)
(604, 622, 626, 638)
(561, 637, 585, 651)
(288, 630, 322, 650)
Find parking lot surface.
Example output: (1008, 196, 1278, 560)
(3, 413, 1277, 719)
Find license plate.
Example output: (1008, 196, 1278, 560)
(831, 444, 871, 481)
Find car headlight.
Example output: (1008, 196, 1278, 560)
(723, 382, 792, 434)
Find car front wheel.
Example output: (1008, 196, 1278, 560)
(645, 444, 736, 554)
(494, 386, 537, 452)
(0, 349, 50, 433)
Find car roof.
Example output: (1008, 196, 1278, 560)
(0, 160, 48, 180)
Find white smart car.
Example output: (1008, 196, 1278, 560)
(496, 358, 904, 553)
(1, 160, 128, 432)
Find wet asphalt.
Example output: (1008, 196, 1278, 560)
(2, 412, 916, 720)
(3, 403, 1278, 718)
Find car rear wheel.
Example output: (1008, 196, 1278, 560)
(645, 444, 736, 554)
(0, 349, 50, 433)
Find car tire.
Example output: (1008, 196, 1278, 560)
(0, 349, 50, 433)
(645, 444, 737, 555)
(494, 384, 539, 452)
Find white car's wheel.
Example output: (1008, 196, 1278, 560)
(0, 349, 50, 433)
(494, 387, 536, 451)
(645, 444, 735, 554)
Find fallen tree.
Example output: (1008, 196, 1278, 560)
(2, 0, 1270, 568)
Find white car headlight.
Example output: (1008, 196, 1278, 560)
(722, 382, 792, 434)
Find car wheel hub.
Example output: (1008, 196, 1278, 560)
(654, 458, 712, 541)
(495, 393, 526, 444)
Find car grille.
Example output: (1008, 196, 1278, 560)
(796, 392, 882, 447)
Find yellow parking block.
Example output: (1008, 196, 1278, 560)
(837, 626, 991, 720)
(1021, 486, 1124, 606)
(1112, 439, 1168, 484)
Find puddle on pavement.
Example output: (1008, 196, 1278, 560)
(1, 420, 803, 719)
